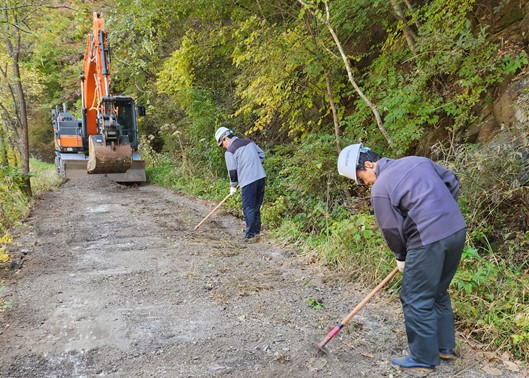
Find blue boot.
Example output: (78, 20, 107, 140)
(391, 355, 435, 373)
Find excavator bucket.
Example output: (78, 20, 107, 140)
(87, 135, 132, 174)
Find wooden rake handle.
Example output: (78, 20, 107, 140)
(342, 266, 399, 325)
(193, 193, 232, 230)
(316, 266, 399, 350)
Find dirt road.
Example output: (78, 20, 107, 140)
(0, 177, 525, 377)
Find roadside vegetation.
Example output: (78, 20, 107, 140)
(0, 0, 527, 362)
(0, 160, 62, 238)
(145, 137, 529, 360)
(0, 159, 62, 311)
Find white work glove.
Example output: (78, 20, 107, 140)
(396, 260, 405, 273)
(230, 186, 237, 196)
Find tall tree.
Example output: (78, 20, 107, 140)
(0, 0, 37, 196)
(0, 0, 80, 193)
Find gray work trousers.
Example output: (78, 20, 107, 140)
(400, 228, 466, 366)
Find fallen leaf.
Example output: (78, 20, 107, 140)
(481, 366, 503, 376)
(503, 360, 520, 372)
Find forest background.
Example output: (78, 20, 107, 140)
(1, 0, 528, 362)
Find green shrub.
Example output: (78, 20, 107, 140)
(433, 139, 529, 360)
(0, 168, 30, 235)
(452, 246, 529, 359)
(435, 141, 529, 263)
(313, 212, 392, 274)
(0, 159, 62, 263)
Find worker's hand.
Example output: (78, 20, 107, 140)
(396, 260, 405, 273)
(230, 186, 237, 196)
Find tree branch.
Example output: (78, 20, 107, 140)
(297, 0, 393, 147)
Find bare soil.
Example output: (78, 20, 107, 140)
(0, 177, 526, 377)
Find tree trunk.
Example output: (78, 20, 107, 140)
(324, 72, 342, 155)
(403, 0, 420, 28)
(1, 0, 32, 196)
(0, 121, 8, 167)
(390, 0, 417, 54)
(11, 57, 32, 196)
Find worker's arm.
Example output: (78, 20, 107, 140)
(254, 143, 265, 163)
(224, 151, 238, 187)
(432, 161, 460, 200)
(372, 194, 407, 261)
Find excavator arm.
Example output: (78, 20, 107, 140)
(81, 12, 108, 138)
(81, 12, 132, 174)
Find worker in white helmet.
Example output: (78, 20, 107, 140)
(338, 144, 466, 373)
(215, 127, 266, 243)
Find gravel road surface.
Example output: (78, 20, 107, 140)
(0, 177, 526, 377)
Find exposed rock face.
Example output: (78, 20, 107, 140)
(495, 73, 529, 127)
(484, 72, 529, 145)
(465, 0, 529, 145)
(416, 0, 529, 155)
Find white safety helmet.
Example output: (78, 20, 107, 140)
(215, 127, 233, 146)
(337, 143, 363, 184)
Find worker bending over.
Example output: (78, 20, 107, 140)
(338, 144, 466, 373)
(215, 127, 266, 243)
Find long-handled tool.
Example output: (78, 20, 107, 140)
(193, 193, 232, 230)
(313, 266, 399, 353)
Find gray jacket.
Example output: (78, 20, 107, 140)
(371, 157, 466, 261)
(225, 137, 266, 188)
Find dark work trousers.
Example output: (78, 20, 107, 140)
(241, 178, 266, 238)
(400, 228, 466, 366)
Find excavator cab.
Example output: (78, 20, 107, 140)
(87, 96, 137, 175)
(113, 96, 141, 150)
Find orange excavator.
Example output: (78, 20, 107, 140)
(52, 12, 146, 182)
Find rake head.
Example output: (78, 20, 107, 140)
(309, 334, 330, 355)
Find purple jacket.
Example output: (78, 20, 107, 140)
(371, 157, 466, 261)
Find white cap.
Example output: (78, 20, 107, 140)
(337, 143, 363, 184)
(214, 127, 232, 146)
